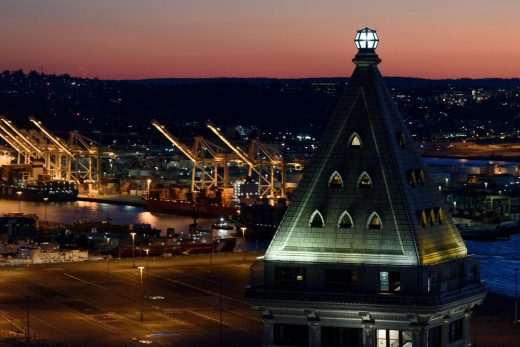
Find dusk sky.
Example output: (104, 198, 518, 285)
(1, 0, 519, 80)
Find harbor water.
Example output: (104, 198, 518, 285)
(0, 199, 518, 297)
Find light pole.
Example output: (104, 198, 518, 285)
(130, 232, 136, 267)
(515, 268, 519, 323)
(16, 191, 22, 212)
(138, 266, 145, 321)
(240, 227, 247, 261)
(146, 178, 152, 193)
(43, 197, 48, 222)
(106, 238, 111, 285)
(25, 295, 30, 343)
(484, 181, 488, 193)
(144, 248, 150, 296)
(445, 177, 449, 188)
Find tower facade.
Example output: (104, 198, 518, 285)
(246, 28, 485, 347)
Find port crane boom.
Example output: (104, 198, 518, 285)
(207, 120, 286, 199)
(151, 119, 230, 193)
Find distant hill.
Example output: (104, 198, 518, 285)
(1, 70, 519, 142)
(135, 76, 520, 89)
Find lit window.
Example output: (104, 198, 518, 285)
(338, 211, 353, 228)
(379, 271, 389, 291)
(309, 210, 324, 228)
(357, 172, 373, 188)
(328, 171, 344, 188)
(348, 132, 362, 148)
(367, 212, 382, 229)
(377, 330, 412, 347)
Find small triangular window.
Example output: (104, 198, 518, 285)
(309, 210, 324, 228)
(349, 133, 362, 148)
(357, 172, 372, 188)
(367, 212, 382, 229)
(437, 208, 444, 224)
(329, 171, 343, 188)
(418, 210, 428, 227)
(409, 170, 417, 187)
(429, 209, 436, 226)
(338, 211, 353, 228)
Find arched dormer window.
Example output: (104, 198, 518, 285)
(357, 171, 373, 188)
(408, 170, 417, 187)
(328, 171, 344, 188)
(418, 210, 428, 227)
(367, 212, 382, 229)
(338, 211, 353, 228)
(348, 132, 362, 148)
(309, 210, 324, 228)
(429, 209, 436, 226)
(397, 131, 406, 148)
(437, 208, 444, 224)
(398, 132, 406, 148)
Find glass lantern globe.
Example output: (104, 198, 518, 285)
(354, 27, 379, 50)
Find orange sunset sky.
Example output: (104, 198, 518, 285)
(0, 0, 519, 80)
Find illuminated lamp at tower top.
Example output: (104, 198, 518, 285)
(354, 27, 379, 50)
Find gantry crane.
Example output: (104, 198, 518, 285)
(68, 130, 113, 192)
(0, 116, 43, 164)
(206, 121, 286, 199)
(29, 116, 73, 180)
(0, 116, 111, 192)
(151, 119, 232, 193)
(29, 117, 110, 191)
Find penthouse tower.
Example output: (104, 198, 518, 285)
(246, 28, 485, 347)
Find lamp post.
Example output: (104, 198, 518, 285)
(16, 191, 22, 212)
(144, 248, 150, 269)
(138, 266, 145, 321)
(146, 178, 152, 193)
(106, 238, 111, 285)
(445, 177, 449, 188)
(144, 248, 150, 296)
(43, 197, 48, 222)
(515, 268, 519, 323)
(25, 295, 30, 343)
(484, 181, 488, 193)
(130, 232, 136, 267)
(240, 227, 247, 261)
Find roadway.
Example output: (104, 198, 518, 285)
(0, 253, 262, 346)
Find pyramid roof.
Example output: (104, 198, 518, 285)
(265, 41, 467, 266)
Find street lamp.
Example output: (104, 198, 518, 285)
(138, 266, 145, 321)
(240, 227, 247, 261)
(445, 177, 449, 188)
(43, 197, 48, 222)
(146, 178, 152, 193)
(16, 191, 22, 212)
(484, 182, 488, 192)
(130, 232, 136, 267)
(144, 248, 150, 270)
